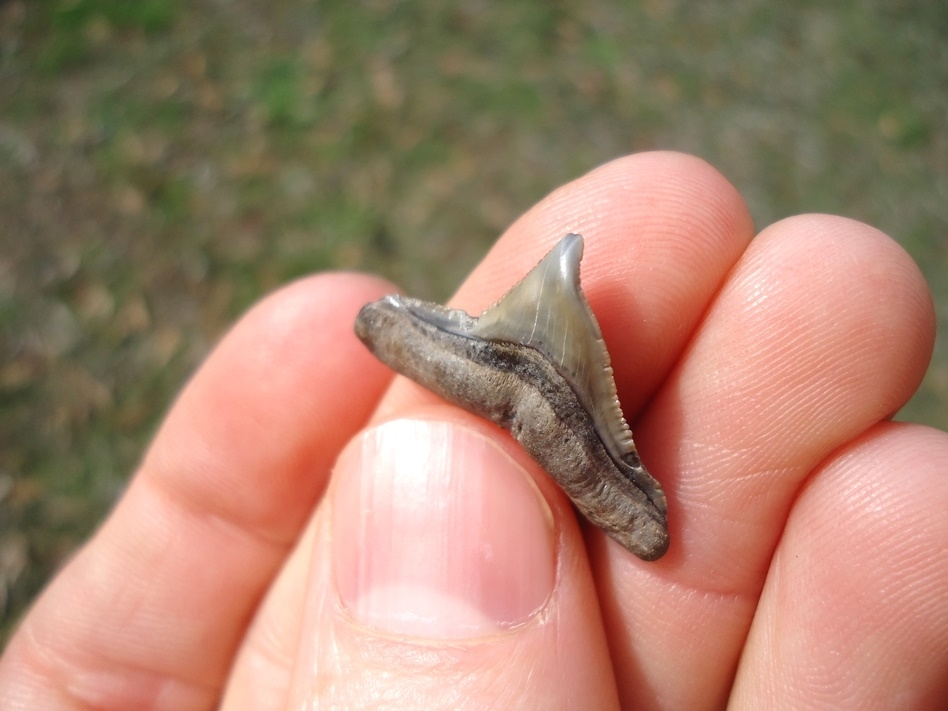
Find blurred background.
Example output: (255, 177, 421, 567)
(0, 1, 945, 642)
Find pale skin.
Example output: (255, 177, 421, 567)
(1, 151, 947, 710)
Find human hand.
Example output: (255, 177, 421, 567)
(1, 152, 945, 710)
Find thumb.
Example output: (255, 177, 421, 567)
(290, 416, 619, 708)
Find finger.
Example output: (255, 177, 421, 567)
(732, 423, 948, 709)
(0, 274, 395, 710)
(595, 216, 935, 708)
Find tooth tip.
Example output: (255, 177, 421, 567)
(562, 232, 584, 251)
(557, 233, 584, 278)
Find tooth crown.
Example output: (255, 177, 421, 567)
(471, 234, 637, 466)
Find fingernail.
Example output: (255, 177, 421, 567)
(331, 418, 556, 638)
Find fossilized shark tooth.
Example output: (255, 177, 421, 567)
(354, 234, 669, 560)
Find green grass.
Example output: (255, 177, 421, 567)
(1, 0, 946, 641)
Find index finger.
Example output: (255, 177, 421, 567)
(0, 274, 396, 709)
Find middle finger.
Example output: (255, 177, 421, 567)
(596, 214, 934, 709)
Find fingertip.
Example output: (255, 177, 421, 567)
(581, 150, 753, 233)
(656, 212, 936, 575)
(744, 213, 935, 409)
(479, 150, 754, 290)
(145, 271, 399, 539)
(214, 271, 401, 376)
(285, 416, 620, 708)
(736, 423, 948, 707)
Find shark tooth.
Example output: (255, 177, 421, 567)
(354, 234, 669, 560)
